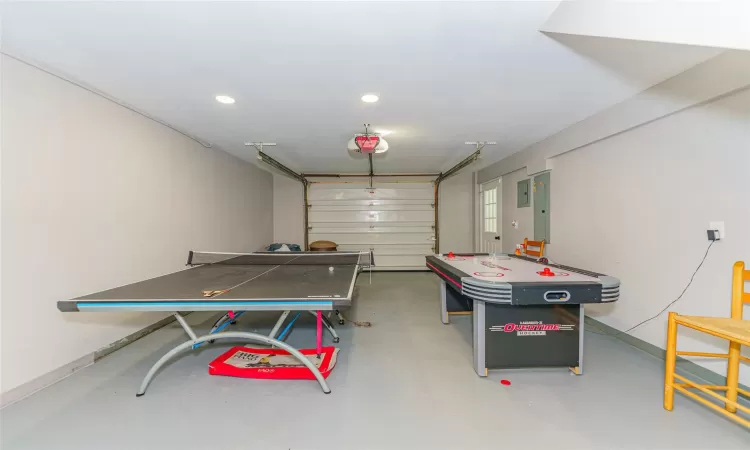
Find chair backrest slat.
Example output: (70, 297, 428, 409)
(731, 261, 747, 319)
(524, 238, 545, 258)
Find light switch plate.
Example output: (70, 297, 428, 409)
(709, 221, 725, 240)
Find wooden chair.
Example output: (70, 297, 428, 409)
(523, 238, 545, 258)
(664, 261, 750, 427)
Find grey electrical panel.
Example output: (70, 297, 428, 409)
(517, 179, 530, 208)
(533, 172, 550, 243)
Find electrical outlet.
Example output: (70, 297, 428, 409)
(709, 221, 725, 240)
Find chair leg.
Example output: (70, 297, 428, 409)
(726, 340, 741, 413)
(664, 312, 678, 411)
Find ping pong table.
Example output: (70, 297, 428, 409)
(57, 251, 372, 396)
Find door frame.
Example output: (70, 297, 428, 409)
(476, 177, 502, 253)
(474, 173, 482, 252)
(532, 171, 550, 244)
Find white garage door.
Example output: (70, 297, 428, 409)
(308, 181, 435, 270)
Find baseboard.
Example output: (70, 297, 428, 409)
(93, 313, 181, 361)
(0, 353, 94, 409)
(585, 316, 750, 402)
(1, 313, 182, 409)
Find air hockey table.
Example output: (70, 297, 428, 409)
(425, 253, 620, 376)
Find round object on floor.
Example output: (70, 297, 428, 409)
(310, 240, 337, 251)
(500, 379, 511, 386)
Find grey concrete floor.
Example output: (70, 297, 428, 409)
(1, 272, 748, 449)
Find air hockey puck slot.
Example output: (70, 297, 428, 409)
(544, 291, 570, 302)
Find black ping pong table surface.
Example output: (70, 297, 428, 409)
(58, 251, 372, 313)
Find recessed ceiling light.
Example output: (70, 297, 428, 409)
(361, 94, 379, 103)
(215, 95, 235, 104)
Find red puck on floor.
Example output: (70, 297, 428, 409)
(500, 379, 511, 386)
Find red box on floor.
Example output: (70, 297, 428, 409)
(208, 346, 339, 380)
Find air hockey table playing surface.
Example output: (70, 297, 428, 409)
(425, 253, 620, 376)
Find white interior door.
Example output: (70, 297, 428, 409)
(480, 179, 501, 254)
(308, 180, 435, 270)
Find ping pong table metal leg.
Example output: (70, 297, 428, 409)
(174, 313, 197, 340)
(210, 313, 233, 334)
(269, 310, 291, 339)
(270, 311, 339, 344)
(136, 330, 332, 396)
(308, 311, 339, 343)
(316, 310, 323, 357)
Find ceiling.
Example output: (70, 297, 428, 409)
(2, 2, 722, 174)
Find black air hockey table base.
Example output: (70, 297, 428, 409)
(441, 283, 583, 376)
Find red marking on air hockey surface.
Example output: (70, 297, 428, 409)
(426, 262, 462, 290)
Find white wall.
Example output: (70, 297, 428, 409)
(0, 56, 273, 396)
(478, 50, 750, 183)
(542, 1, 750, 51)
(438, 170, 474, 253)
(272, 175, 304, 246)
(496, 88, 750, 385)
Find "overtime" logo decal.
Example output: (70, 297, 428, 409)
(490, 321, 575, 336)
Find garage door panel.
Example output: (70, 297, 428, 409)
(311, 199, 433, 207)
(310, 204, 433, 211)
(311, 182, 432, 190)
(368, 255, 428, 270)
(309, 232, 434, 245)
(310, 222, 434, 229)
(309, 210, 434, 223)
(308, 183, 434, 270)
(310, 226, 434, 234)
(336, 244, 434, 255)
(309, 188, 432, 201)
(335, 245, 434, 271)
